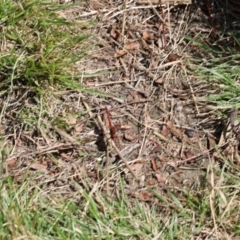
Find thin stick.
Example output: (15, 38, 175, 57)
(97, 114, 111, 193)
(111, 140, 139, 181)
(97, 114, 139, 182)
(136, 0, 191, 5)
(82, 99, 152, 126)
(174, 142, 229, 167)
(93, 79, 138, 87)
(121, 0, 127, 37)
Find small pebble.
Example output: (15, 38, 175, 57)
(184, 129, 195, 138)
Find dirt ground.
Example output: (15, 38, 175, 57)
(3, 0, 240, 204)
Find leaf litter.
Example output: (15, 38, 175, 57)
(2, 0, 240, 226)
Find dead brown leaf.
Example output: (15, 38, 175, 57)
(166, 121, 182, 137)
(166, 120, 174, 129)
(167, 160, 178, 168)
(124, 131, 137, 142)
(129, 90, 141, 101)
(150, 58, 158, 68)
(115, 42, 140, 58)
(85, 80, 95, 86)
(6, 158, 18, 169)
(168, 142, 181, 157)
(158, 155, 167, 164)
(151, 158, 158, 171)
(147, 178, 156, 186)
(165, 53, 181, 63)
(129, 162, 143, 175)
(29, 163, 47, 172)
(154, 77, 164, 84)
(183, 151, 194, 160)
(60, 152, 75, 162)
(155, 172, 168, 183)
(161, 125, 170, 137)
(123, 160, 144, 177)
(52, 141, 64, 148)
(124, 41, 140, 50)
(142, 31, 154, 41)
(74, 123, 84, 133)
(151, 141, 161, 153)
(135, 191, 153, 202)
(114, 49, 127, 58)
(89, 0, 106, 10)
(109, 25, 120, 41)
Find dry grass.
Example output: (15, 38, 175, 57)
(1, 0, 240, 239)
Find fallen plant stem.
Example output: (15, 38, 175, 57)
(111, 140, 139, 181)
(97, 114, 139, 182)
(82, 99, 152, 125)
(173, 142, 229, 167)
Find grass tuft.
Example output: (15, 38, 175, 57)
(189, 34, 240, 110)
(0, 0, 89, 91)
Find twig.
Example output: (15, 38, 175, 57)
(82, 100, 94, 118)
(150, 60, 182, 70)
(121, 0, 127, 37)
(52, 126, 80, 146)
(111, 140, 139, 181)
(173, 142, 229, 167)
(82, 99, 152, 126)
(136, 0, 191, 5)
(97, 114, 112, 193)
(93, 79, 138, 87)
(97, 113, 139, 182)
(109, 143, 141, 164)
